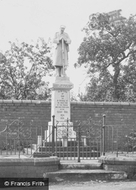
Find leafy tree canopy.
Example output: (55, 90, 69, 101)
(0, 38, 53, 100)
(77, 10, 136, 101)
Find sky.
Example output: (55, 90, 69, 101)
(0, 0, 136, 95)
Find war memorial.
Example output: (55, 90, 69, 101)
(0, 25, 136, 182)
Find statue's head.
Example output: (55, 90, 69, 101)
(60, 25, 66, 33)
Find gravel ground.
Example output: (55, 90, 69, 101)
(49, 181, 136, 190)
(1, 181, 136, 190)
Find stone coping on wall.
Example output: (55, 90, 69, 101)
(0, 156, 60, 166)
(71, 101, 136, 106)
(99, 155, 136, 165)
(0, 156, 60, 177)
(99, 155, 136, 178)
(0, 100, 51, 104)
(1, 99, 136, 106)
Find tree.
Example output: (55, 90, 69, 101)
(77, 10, 136, 101)
(0, 38, 53, 100)
(122, 60, 136, 102)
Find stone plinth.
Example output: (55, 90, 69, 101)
(0, 157, 60, 177)
(99, 155, 136, 179)
(46, 76, 76, 145)
(51, 76, 73, 123)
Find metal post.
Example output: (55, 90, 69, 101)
(66, 118, 69, 158)
(18, 125, 20, 158)
(116, 128, 119, 157)
(6, 125, 8, 155)
(102, 114, 106, 156)
(67, 118, 69, 145)
(77, 123, 81, 162)
(30, 126, 32, 156)
(52, 115, 55, 156)
(41, 126, 43, 154)
(67, 118, 69, 137)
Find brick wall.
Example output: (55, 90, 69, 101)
(1, 100, 136, 127)
(0, 100, 51, 131)
(71, 101, 136, 127)
(0, 100, 136, 150)
(71, 102, 136, 151)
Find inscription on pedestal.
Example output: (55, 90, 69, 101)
(54, 90, 70, 122)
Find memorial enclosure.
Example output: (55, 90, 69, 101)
(0, 100, 136, 158)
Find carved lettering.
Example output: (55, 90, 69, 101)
(54, 90, 70, 122)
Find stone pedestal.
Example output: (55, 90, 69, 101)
(37, 135, 42, 152)
(51, 76, 73, 122)
(82, 136, 87, 146)
(46, 76, 76, 145)
(37, 135, 42, 146)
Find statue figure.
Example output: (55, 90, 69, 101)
(53, 25, 71, 77)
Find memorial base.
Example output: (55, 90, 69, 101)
(62, 138, 68, 147)
(45, 121, 76, 147)
(45, 76, 76, 147)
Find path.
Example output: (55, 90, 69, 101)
(50, 181, 136, 190)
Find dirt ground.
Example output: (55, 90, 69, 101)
(49, 181, 136, 190)
(1, 180, 136, 190)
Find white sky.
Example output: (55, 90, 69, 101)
(0, 0, 136, 95)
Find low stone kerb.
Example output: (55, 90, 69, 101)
(0, 157, 60, 166)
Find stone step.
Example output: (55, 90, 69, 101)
(46, 169, 127, 183)
(33, 152, 100, 158)
(59, 160, 102, 170)
(43, 142, 98, 147)
(39, 147, 100, 151)
(39, 149, 100, 154)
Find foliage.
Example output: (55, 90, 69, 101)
(77, 11, 136, 101)
(125, 130, 136, 151)
(70, 91, 78, 101)
(0, 38, 53, 100)
(122, 61, 136, 102)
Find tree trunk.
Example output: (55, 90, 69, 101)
(113, 63, 120, 101)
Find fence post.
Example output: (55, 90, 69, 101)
(52, 115, 55, 156)
(102, 114, 106, 156)
(67, 118, 69, 138)
(18, 125, 20, 158)
(6, 125, 8, 155)
(77, 123, 81, 162)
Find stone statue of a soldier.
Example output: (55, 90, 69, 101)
(53, 25, 71, 77)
